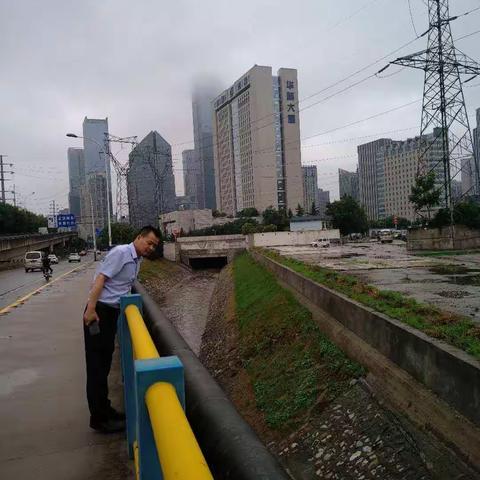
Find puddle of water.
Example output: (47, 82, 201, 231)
(447, 275, 480, 286)
(437, 290, 472, 299)
(429, 265, 479, 275)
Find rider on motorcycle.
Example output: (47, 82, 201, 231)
(42, 254, 53, 276)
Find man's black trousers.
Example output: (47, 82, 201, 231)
(83, 301, 120, 422)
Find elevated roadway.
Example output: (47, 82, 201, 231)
(0, 232, 78, 267)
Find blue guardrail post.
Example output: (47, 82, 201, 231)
(135, 356, 185, 480)
(119, 293, 143, 459)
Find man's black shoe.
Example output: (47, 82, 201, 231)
(89, 417, 125, 434)
(108, 407, 126, 421)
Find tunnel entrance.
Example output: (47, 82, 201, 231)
(189, 256, 228, 270)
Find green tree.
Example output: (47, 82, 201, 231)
(97, 223, 138, 249)
(369, 216, 411, 229)
(409, 172, 441, 220)
(326, 196, 368, 235)
(430, 200, 480, 230)
(262, 206, 289, 230)
(0, 203, 47, 234)
(295, 203, 305, 217)
(237, 208, 259, 218)
(287, 208, 293, 219)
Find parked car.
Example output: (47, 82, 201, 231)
(378, 229, 394, 244)
(24, 251, 45, 272)
(79, 250, 87, 256)
(68, 252, 81, 263)
(48, 254, 59, 264)
(311, 238, 331, 248)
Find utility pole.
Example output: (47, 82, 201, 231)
(0, 155, 5, 204)
(381, 0, 480, 215)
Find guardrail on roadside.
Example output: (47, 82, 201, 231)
(119, 293, 213, 480)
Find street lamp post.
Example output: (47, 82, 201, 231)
(88, 187, 98, 262)
(67, 133, 112, 248)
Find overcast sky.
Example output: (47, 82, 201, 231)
(1, 0, 479, 215)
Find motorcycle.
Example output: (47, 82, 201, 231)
(43, 268, 52, 282)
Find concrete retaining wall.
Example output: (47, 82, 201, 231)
(251, 251, 480, 428)
(408, 225, 480, 251)
(247, 229, 340, 248)
(163, 242, 178, 262)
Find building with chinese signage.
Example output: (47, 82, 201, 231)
(212, 65, 303, 216)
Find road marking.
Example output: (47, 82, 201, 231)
(0, 262, 93, 316)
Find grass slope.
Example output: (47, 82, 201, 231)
(261, 248, 480, 360)
(234, 252, 364, 431)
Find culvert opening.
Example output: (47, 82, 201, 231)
(189, 256, 228, 270)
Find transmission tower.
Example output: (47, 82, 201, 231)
(103, 133, 137, 222)
(384, 0, 480, 211)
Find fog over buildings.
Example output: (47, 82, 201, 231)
(1, 0, 479, 214)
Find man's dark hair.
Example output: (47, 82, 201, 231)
(137, 225, 162, 239)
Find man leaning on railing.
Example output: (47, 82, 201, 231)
(82, 225, 161, 433)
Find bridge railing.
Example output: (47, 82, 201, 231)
(119, 293, 213, 480)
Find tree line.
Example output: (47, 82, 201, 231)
(0, 203, 47, 235)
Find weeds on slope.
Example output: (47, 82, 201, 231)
(233, 252, 364, 431)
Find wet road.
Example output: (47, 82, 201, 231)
(0, 260, 132, 479)
(0, 253, 93, 310)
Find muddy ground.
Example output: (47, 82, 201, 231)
(271, 241, 480, 322)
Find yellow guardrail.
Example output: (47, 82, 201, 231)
(124, 304, 213, 480)
(125, 304, 160, 360)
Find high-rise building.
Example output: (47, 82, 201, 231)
(67, 148, 85, 222)
(358, 138, 392, 221)
(182, 149, 202, 209)
(127, 131, 176, 228)
(461, 156, 475, 196)
(451, 179, 462, 202)
(471, 107, 480, 197)
(82, 117, 110, 176)
(212, 65, 304, 216)
(316, 188, 330, 218)
(338, 168, 359, 201)
(80, 174, 109, 232)
(302, 165, 318, 213)
(192, 81, 222, 210)
(382, 129, 444, 221)
(358, 130, 445, 221)
(82, 117, 112, 229)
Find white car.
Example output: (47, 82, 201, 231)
(311, 238, 330, 248)
(68, 252, 81, 263)
(48, 254, 59, 264)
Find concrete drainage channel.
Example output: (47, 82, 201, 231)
(250, 250, 480, 473)
(133, 281, 290, 479)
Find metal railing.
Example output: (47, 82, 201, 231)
(119, 294, 213, 480)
